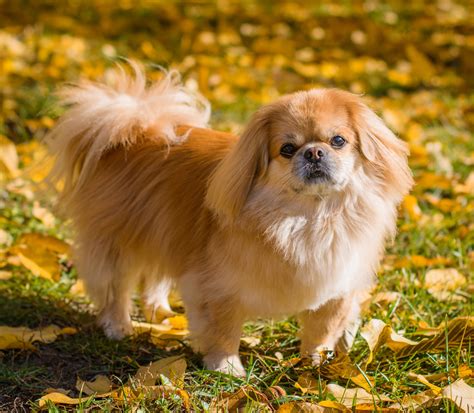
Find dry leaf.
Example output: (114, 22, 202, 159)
(9, 233, 70, 281)
(209, 385, 271, 412)
(277, 402, 332, 412)
(441, 379, 474, 412)
(360, 319, 418, 364)
(0, 325, 77, 350)
(295, 372, 321, 394)
(424, 268, 466, 300)
(76, 375, 113, 396)
(131, 320, 188, 346)
(38, 392, 88, 408)
(134, 355, 186, 387)
(319, 353, 360, 380)
(69, 279, 85, 295)
(241, 336, 261, 348)
(396, 317, 473, 358)
(402, 195, 422, 220)
(326, 383, 391, 408)
(350, 374, 375, 393)
(0, 135, 19, 179)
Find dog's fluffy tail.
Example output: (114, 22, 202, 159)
(46, 61, 210, 201)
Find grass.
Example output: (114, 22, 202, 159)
(1, 0, 473, 411)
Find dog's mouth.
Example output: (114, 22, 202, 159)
(302, 165, 331, 183)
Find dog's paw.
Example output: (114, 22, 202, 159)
(204, 353, 246, 377)
(303, 347, 335, 368)
(98, 314, 133, 340)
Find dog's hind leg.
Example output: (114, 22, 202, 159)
(76, 242, 136, 339)
(141, 275, 175, 324)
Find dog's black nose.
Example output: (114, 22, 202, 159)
(304, 147, 325, 163)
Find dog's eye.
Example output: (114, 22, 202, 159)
(330, 135, 346, 148)
(280, 143, 297, 158)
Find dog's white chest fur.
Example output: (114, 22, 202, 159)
(206, 194, 385, 317)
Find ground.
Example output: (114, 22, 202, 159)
(0, 1, 473, 412)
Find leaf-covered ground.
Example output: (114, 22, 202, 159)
(0, 1, 473, 411)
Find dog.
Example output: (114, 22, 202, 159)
(47, 62, 412, 376)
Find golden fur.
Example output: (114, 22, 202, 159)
(47, 63, 413, 376)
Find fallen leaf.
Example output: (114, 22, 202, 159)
(424, 268, 466, 300)
(134, 355, 186, 387)
(396, 317, 473, 358)
(326, 383, 391, 408)
(69, 279, 85, 295)
(38, 392, 88, 408)
(402, 195, 422, 220)
(164, 314, 188, 330)
(132, 320, 188, 346)
(241, 336, 261, 348)
(441, 379, 474, 412)
(277, 402, 332, 412)
(319, 353, 359, 380)
(9, 233, 70, 281)
(360, 319, 418, 364)
(295, 372, 321, 394)
(209, 385, 271, 412)
(0, 135, 19, 179)
(0, 325, 77, 350)
(76, 375, 113, 396)
(350, 374, 375, 393)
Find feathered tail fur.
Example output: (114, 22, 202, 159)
(46, 61, 210, 205)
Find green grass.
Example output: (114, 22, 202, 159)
(1, 0, 473, 411)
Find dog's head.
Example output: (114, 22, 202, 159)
(206, 89, 413, 221)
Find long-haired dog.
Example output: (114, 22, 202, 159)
(47, 63, 412, 376)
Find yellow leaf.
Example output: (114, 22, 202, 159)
(317, 400, 350, 411)
(0, 325, 77, 350)
(407, 372, 442, 393)
(0, 135, 19, 179)
(396, 317, 473, 358)
(360, 319, 418, 364)
(326, 383, 391, 408)
(402, 195, 422, 220)
(165, 315, 188, 330)
(69, 279, 85, 295)
(9, 233, 70, 281)
(134, 355, 186, 387)
(416, 172, 452, 190)
(132, 320, 188, 345)
(350, 374, 375, 393)
(405, 44, 436, 82)
(76, 375, 113, 396)
(424, 268, 466, 300)
(295, 372, 320, 394)
(209, 385, 271, 412)
(277, 401, 331, 412)
(441, 379, 474, 412)
(38, 392, 88, 407)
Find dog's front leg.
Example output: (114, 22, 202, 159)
(299, 293, 360, 366)
(186, 296, 245, 377)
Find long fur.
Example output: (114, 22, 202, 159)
(47, 62, 210, 207)
(47, 63, 412, 376)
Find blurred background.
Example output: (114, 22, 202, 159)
(0, 1, 473, 409)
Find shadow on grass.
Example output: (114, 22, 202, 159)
(0, 280, 198, 411)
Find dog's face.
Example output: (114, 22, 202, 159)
(206, 88, 413, 220)
(266, 91, 362, 195)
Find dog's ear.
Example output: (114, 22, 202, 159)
(355, 103, 413, 201)
(206, 106, 272, 222)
